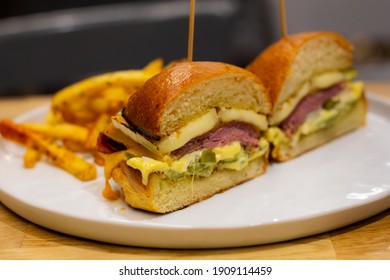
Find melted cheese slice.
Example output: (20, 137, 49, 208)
(112, 108, 268, 155)
(219, 108, 268, 131)
(127, 140, 269, 185)
(157, 109, 218, 154)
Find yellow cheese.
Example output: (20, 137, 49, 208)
(157, 109, 218, 154)
(218, 108, 268, 130)
(311, 71, 344, 89)
(266, 127, 289, 146)
(101, 149, 134, 200)
(212, 142, 241, 161)
(170, 151, 202, 173)
(217, 149, 248, 170)
(270, 81, 310, 125)
(127, 157, 170, 185)
(125, 140, 269, 185)
(299, 110, 338, 136)
(348, 81, 364, 100)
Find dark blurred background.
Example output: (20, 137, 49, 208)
(0, 0, 389, 96)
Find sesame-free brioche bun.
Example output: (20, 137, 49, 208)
(124, 61, 272, 138)
(246, 32, 353, 106)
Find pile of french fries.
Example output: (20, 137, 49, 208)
(0, 59, 163, 181)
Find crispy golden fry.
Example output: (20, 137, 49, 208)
(24, 147, 41, 168)
(34, 137, 97, 181)
(21, 122, 88, 143)
(0, 120, 96, 181)
(2, 59, 163, 182)
(47, 58, 163, 125)
(0, 119, 30, 145)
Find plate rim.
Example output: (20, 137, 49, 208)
(1, 92, 390, 248)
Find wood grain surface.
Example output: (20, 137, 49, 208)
(0, 82, 389, 260)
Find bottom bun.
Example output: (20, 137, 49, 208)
(112, 156, 268, 213)
(272, 97, 367, 161)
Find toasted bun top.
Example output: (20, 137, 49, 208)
(246, 32, 353, 106)
(123, 61, 271, 137)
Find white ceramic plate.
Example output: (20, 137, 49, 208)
(0, 94, 389, 249)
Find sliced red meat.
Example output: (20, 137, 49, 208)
(280, 83, 345, 137)
(97, 132, 127, 154)
(172, 121, 258, 157)
(97, 121, 259, 157)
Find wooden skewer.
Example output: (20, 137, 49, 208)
(187, 0, 196, 62)
(279, 0, 288, 38)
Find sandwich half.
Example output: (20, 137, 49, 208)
(97, 61, 272, 213)
(247, 32, 367, 161)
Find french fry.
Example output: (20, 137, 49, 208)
(32, 136, 97, 181)
(0, 119, 31, 145)
(0, 120, 96, 181)
(21, 122, 88, 143)
(47, 58, 163, 125)
(23, 147, 41, 168)
(1, 59, 164, 182)
(0, 59, 163, 181)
